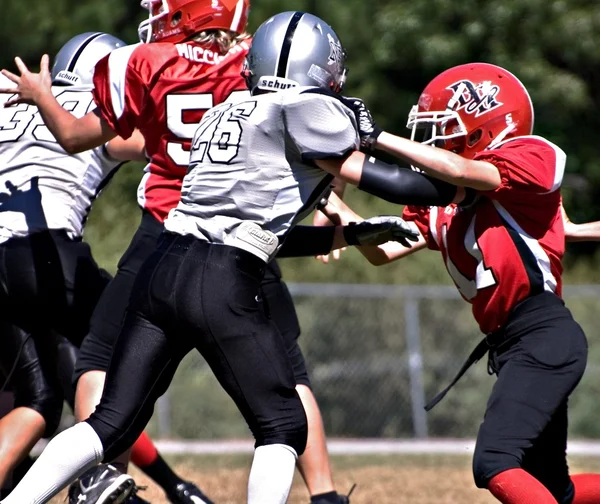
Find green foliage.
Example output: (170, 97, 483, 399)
(2, 0, 597, 275)
(2, 0, 599, 274)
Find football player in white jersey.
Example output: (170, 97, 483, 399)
(0, 10, 468, 504)
(0, 33, 225, 504)
(0, 31, 132, 492)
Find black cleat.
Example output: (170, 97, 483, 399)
(68, 464, 136, 504)
(310, 484, 356, 504)
(167, 481, 214, 504)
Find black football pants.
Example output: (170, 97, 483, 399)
(0, 230, 109, 435)
(473, 292, 588, 504)
(75, 212, 310, 388)
(86, 233, 308, 461)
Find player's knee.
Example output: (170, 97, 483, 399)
(258, 424, 308, 457)
(17, 386, 64, 437)
(255, 402, 308, 456)
(88, 415, 138, 462)
(472, 444, 521, 488)
(87, 400, 154, 462)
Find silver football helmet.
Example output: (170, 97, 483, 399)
(243, 11, 348, 95)
(51, 32, 127, 87)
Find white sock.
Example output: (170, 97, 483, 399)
(247, 444, 297, 504)
(1, 422, 104, 504)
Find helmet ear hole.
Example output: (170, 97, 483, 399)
(171, 11, 182, 26)
(467, 129, 483, 147)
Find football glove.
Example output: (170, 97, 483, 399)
(343, 216, 420, 247)
(341, 96, 382, 152)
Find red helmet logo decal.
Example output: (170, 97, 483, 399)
(446, 80, 503, 118)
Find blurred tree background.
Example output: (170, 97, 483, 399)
(1, 0, 599, 283)
(1, 0, 599, 284)
(2, 0, 600, 439)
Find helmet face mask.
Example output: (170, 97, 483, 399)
(245, 11, 348, 96)
(138, 0, 251, 44)
(407, 107, 468, 151)
(138, 0, 170, 43)
(408, 63, 534, 159)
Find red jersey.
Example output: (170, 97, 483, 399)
(92, 40, 251, 222)
(403, 136, 566, 334)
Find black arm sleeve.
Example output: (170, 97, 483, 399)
(358, 156, 460, 206)
(277, 225, 336, 257)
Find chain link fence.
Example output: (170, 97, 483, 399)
(147, 284, 600, 441)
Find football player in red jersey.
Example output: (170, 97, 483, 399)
(314, 63, 600, 504)
(0, 2, 362, 504)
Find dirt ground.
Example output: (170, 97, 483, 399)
(50, 454, 600, 504)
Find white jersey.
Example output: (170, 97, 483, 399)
(164, 87, 359, 262)
(0, 75, 122, 243)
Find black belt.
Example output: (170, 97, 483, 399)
(424, 291, 564, 411)
(424, 330, 505, 411)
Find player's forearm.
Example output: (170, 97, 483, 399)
(564, 221, 600, 242)
(319, 192, 360, 226)
(35, 94, 114, 154)
(277, 226, 337, 257)
(320, 194, 427, 264)
(34, 91, 84, 153)
(106, 129, 147, 162)
(375, 131, 501, 191)
(278, 219, 408, 257)
(358, 156, 469, 206)
(317, 153, 467, 206)
(331, 177, 347, 199)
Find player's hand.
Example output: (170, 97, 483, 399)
(313, 206, 334, 228)
(344, 216, 420, 247)
(0, 55, 52, 106)
(340, 96, 382, 152)
(316, 247, 347, 264)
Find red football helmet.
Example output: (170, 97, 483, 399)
(138, 0, 250, 44)
(407, 63, 534, 159)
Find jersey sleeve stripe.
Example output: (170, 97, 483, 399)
(492, 200, 557, 293)
(230, 0, 245, 32)
(543, 138, 566, 193)
(107, 44, 138, 120)
(496, 135, 567, 193)
(429, 206, 440, 247)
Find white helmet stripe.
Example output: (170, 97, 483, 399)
(230, 0, 245, 32)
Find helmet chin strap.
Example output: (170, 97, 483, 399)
(488, 123, 517, 150)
